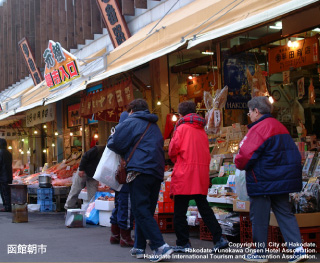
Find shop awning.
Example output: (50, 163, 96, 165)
(87, 0, 317, 86)
(0, 56, 106, 121)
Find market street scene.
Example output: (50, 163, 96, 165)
(0, 0, 320, 263)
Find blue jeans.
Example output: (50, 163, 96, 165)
(110, 184, 134, 230)
(250, 194, 302, 254)
(129, 174, 165, 250)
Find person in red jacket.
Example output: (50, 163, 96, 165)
(169, 101, 228, 253)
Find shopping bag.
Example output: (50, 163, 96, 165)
(235, 169, 249, 201)
(93, 147, 123, 191)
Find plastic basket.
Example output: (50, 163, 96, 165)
(38, 200, 56, 212)
(37, 188, 53, 201)
(154, 213, 174, 233)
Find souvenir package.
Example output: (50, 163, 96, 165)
(246, 65, 269, 97)
(204, 86, 228, 134)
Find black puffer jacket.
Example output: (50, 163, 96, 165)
(0, 138, 13, 183)
(78, 145, 105, 178)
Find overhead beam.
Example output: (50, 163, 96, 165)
(171, 55, 214, 73)
(122, 0, 134, 16)
(134, 0, 147, 9)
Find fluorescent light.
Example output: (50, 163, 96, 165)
(269, 21, 282, 30)
(202, 51, 214, 55)
(312, 28, 320, 32)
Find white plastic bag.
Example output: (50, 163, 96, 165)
(93, 147, 122, 191)
(235, 169, 249, 201)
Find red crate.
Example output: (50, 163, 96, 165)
(300, 227, 320, 253)
(154, 213, 174, 233)
(199, 219, 213, 241)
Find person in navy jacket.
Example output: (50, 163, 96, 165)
(235, 96, 307, 263)
(107, 99, 173, 262)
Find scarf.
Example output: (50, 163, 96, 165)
(174, 113, 206, 130)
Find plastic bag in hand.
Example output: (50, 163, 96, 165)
(93, 147, 122, 191)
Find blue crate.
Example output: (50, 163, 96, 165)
(38, 200, 56, 212)
(37, 188, 53, 201)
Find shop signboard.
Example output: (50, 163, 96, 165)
(43, 40, 80, 91)
(80, 78, 133, 122)
(96, 0, 131, 48)
(268, 36, 320, 75)
(223, 53, 255, 109)
(67, 103, 81, 128)
(18, 37, 43, 86)
(26, 104, 55, 127)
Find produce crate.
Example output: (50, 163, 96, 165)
(154, 213, 174, 233)
(37, 188, 53, 201)
(38, 200, 56, 212)
(199, 219, 213, 241)
(300, 227, 320, 253)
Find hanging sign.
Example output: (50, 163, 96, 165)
(18, 37, 43, 86)
(187, 72, 218, 98)
(43, 40, 80, 91)
(96, 0, 131, 48)
(67, 103, 81, 128)
(268, 36, 320, 75)
(80, 78, 133, 121)
(26, 104, 55, 127)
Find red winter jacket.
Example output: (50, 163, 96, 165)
(169, 114, 211, 196)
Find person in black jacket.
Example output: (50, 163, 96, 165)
(64, 145, 105, 210)
(0, 138, 13, 212)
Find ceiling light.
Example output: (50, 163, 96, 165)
(172, 115, 178, 122)
(269, 21, 282, 30)
(21, 151, 24, 154)
(268, 96, 274, 104)
(34, 130, 38, 134)
(43, 149, 47, 153)
(21, 138, 24, 142)
(70, 132, 73, 136)
(94, 133, 99, 139)
(288, 40, 299, 48)
(52, 143, 55, 147)
(8, 146, 12, 150)
(54, 131, 59, 136)
(188, 75, 193, 80)
(202, 51, 214, 55)
(43, 124, 47, 129)
(312, 28, 320, 32)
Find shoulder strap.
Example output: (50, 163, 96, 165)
(126, 122, 151, 163)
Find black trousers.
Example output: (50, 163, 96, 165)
(0, 182, 11, 211)
(174, 194, 222, 245)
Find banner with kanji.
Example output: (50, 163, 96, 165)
(80, 78, 133, 122)
(26, 104, 55, 127)
(43, 40, 80, 91)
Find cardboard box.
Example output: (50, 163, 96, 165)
(233, 199, 250, 212)
(95, 200, 114, 211)
(158, 202, 164, 213)
(163, 191, 172, 203)
(269, 212, 320, 227)
(164, 202, 174, 213)
(165, 181, 171, 192)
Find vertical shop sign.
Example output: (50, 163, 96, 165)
(43, 40, 80, 91)
(186, 72, 217, 98)
(26, 104, 55, 127)
(67, 103, 81, 127)
(18, 37, 43, 86)
(268, 36, 320, 75)
(96, 0, 131, 48)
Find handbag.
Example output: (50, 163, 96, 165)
(115, 122, 151, 184)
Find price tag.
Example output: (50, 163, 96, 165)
(66, 166, 70, 171)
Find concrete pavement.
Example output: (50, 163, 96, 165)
(0, 211, 319, 262)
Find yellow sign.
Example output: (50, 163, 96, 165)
(43, 40, 80, 91)
(268, 36, 319, 75)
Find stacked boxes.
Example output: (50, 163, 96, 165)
(94, 200, 115, 227)
(37, 188, 55, 212)
(157, 180, 174, 214)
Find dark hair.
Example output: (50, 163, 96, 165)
(0, 138, 7, 150)
(178, 101, 196, 116)
(127, 99, 149, 112)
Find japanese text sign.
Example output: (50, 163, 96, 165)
(43, 40, 80, 91)
(68, 103, 81, 127)
(96, 0, 131, 48)
(268, 36, 320, 75)
(18, 37, 43, 86)
(26, 104, 55, 127)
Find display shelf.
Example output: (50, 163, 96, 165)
(207, 196, 234, 204)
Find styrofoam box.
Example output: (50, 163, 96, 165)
(99, 211, 112, 227)
(95, 200, 115, 211)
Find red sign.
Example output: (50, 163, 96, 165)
(268, 36, 320, 75)
(18, 37, 43, 86)
(43, 40, 80, 91)
(81, 78, 133, 121)
(67, 103, 81, 128)
(187, 71, 218, 98)
(96, 0, 131, 48)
